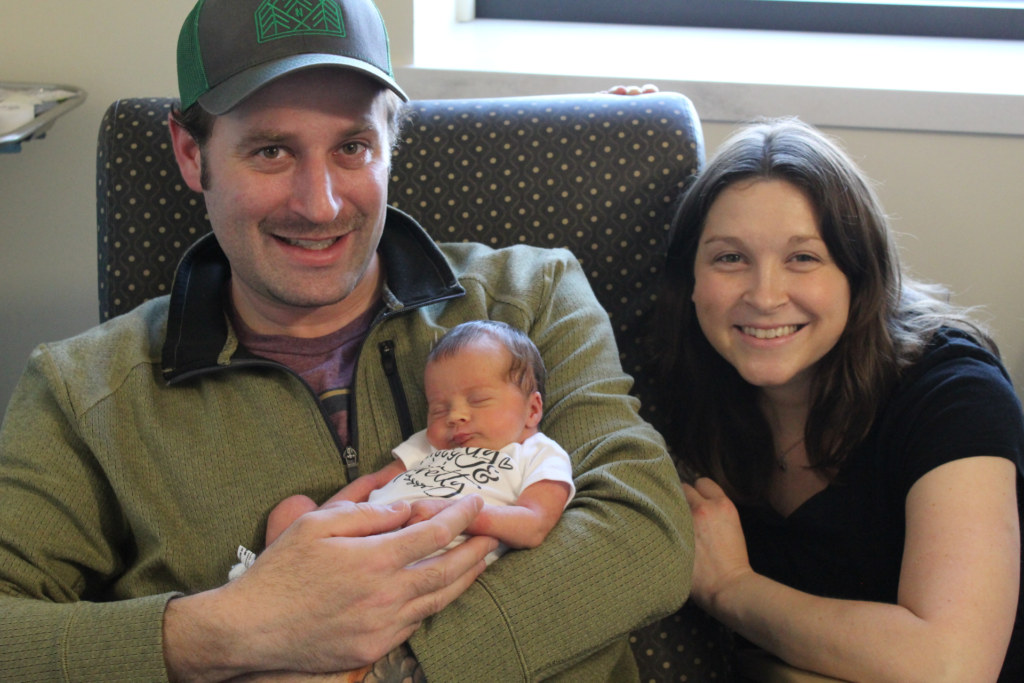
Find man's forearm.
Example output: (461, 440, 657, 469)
(165, 590, 247, 683)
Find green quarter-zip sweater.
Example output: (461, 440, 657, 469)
(0, 208, 693, 683)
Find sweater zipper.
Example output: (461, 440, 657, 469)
(339, 295, 459, 474)
(169, 290, 462, 482)
(378, 340, 415, 441)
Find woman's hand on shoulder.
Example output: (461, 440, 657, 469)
(682, 478, 756, 614)
(602, 84, 659, 96)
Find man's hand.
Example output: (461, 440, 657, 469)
(267, 461, 409, 545)
(406, 498, 456, 526)
(164, 497, 495, 683)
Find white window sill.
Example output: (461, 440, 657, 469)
(396, 18, 1024, 136)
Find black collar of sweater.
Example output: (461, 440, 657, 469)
(161, 206, 464, 382)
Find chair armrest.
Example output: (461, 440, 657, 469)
(736, 648, 851, 683)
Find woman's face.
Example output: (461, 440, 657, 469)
(691, 179, 851, 399)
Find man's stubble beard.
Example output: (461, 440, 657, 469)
(247, 209, 378, 310)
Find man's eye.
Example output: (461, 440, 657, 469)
(340, 142, 366, 156)
(258, 146, 282, 159)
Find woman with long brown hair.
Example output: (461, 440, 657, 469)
(654, 119, 1022, 682)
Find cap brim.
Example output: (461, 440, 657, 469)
(197, 53, 408, 115)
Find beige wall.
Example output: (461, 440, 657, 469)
(2, 1, 1023, 414)
(0, 0, 195, 413)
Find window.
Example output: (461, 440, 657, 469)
(475, 0, 1024, 41)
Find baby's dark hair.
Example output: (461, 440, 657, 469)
(428, 321, 546, 401)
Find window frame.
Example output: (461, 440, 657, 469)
(474, 0, 1024, 41)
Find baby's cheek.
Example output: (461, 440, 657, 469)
(425, 421, 447, 449)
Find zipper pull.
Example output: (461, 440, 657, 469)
(342, 446, 359, 482)
(380, 340, 397, 375)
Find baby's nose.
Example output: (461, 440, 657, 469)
(447, 405, 470, 423)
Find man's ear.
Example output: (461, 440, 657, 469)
(168, 113, 205, 194)
(525, 391, 544, 429)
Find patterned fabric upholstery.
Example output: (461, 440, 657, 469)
(95, 92, 732, 682)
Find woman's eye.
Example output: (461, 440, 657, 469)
(792, 253, 822, 264)
(715, 253, 743, 264)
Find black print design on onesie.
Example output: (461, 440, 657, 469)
(392, 447, 516, 498)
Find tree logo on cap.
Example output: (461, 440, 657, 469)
(256, 0, 346, 43)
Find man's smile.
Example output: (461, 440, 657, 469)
(273, 235, 343, 250)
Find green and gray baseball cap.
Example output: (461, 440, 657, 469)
(177, 0, 407, 115)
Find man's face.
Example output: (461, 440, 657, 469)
(183, 69, 392, 321)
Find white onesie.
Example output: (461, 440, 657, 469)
(368, 430, 575, 564)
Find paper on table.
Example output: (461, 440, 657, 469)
(0, 87, 81, 136)
(0, 91, 41, 135)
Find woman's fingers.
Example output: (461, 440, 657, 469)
(602, 84, 659, 96)
(681, 481, 702, 508)
(683, 477, 726, 509)
(694, 477, 725, 499)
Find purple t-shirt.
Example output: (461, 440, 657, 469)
(229, 301, 382, 447)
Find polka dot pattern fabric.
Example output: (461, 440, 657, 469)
(96, 99, 209, 320)
(95, 93, 733, 682)
(631, 607, 735, 683)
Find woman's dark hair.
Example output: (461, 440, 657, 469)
(653, 118, 995, 504)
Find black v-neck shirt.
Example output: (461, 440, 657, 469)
(738, 330, 1024, 681)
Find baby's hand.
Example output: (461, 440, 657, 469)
(264, 474, 383, 546)
(320, 473, 378, 508)
(266, 494, 319, 545)
(407, 498, 457, 526)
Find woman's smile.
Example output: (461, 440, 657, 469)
(738, 324, 805, 340)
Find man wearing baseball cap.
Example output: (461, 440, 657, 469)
(0, 1, 692, 681)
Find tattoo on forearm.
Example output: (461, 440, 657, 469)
(350, 644, 425, 683)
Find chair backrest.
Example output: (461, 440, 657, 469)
(95, 92, 733, 682)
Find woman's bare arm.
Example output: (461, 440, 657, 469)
(685, 456, 1019, 683)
